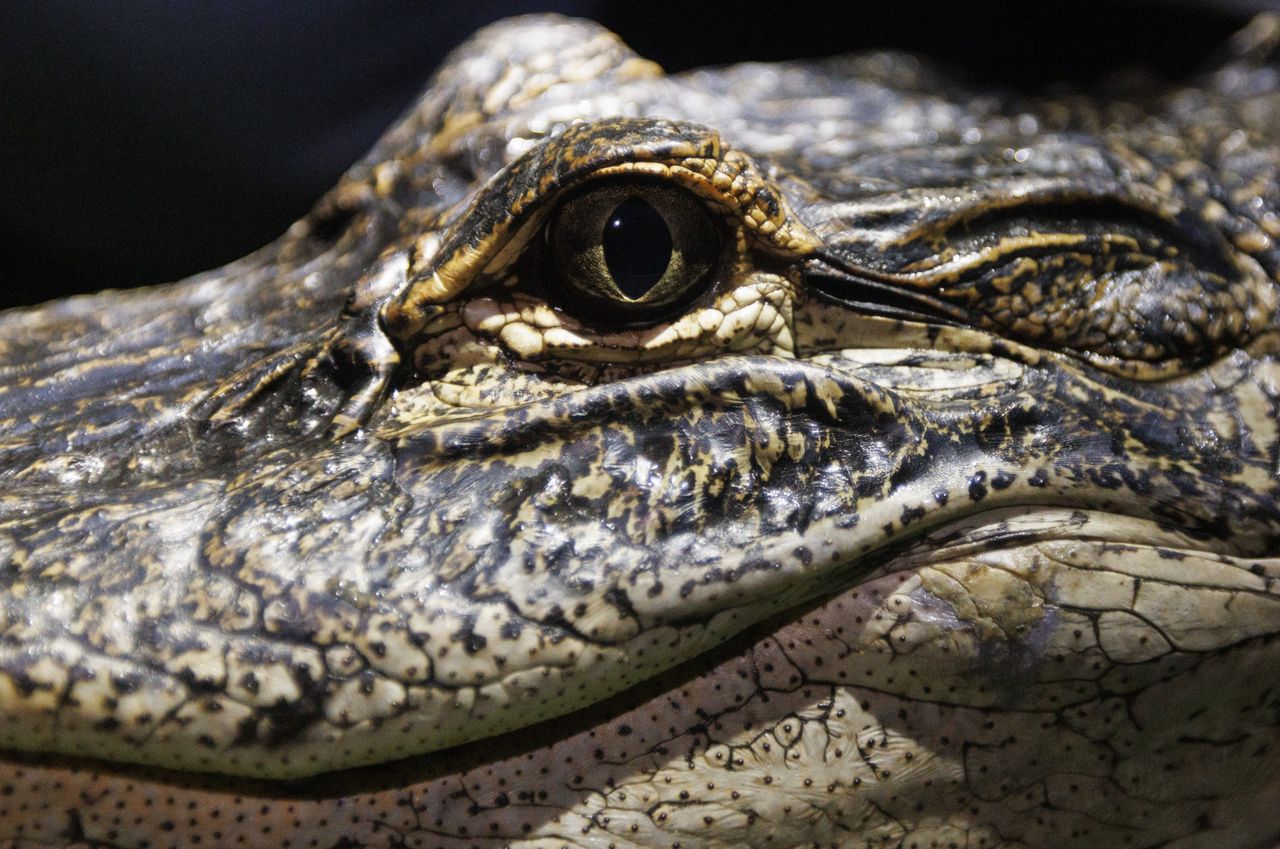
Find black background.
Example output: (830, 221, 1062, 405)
(0, 0, 1271, 309)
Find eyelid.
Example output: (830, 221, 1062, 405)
(382, 118, 819, 344)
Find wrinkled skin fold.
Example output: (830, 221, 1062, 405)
(2, 14, 1280, 849)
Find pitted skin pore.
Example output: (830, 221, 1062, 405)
(2, 13, 1280, 849)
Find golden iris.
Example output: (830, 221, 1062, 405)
(544, 182, 719, 325)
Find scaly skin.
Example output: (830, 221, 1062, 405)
(2, 14, 1280, 849)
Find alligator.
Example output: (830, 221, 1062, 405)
(2, 13, 1280, 849)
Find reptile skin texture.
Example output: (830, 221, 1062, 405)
(1, 14, 1279, 849)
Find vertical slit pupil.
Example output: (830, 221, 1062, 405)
(602, 198, 673, 299)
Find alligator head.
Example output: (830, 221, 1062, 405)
(2, 14, 1279, 849)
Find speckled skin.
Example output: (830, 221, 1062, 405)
(2, 14, 1280, 849)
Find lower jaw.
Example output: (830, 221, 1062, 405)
(4, 506, 1277, 849)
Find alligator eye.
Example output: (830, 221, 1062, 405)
(544, 182, 720, 325)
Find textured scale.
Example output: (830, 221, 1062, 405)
(2, 13, 1280, 849)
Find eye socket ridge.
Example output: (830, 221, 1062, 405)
(540, 179, 723, 328)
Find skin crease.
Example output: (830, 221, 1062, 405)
(2, 12, 1280, 849)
